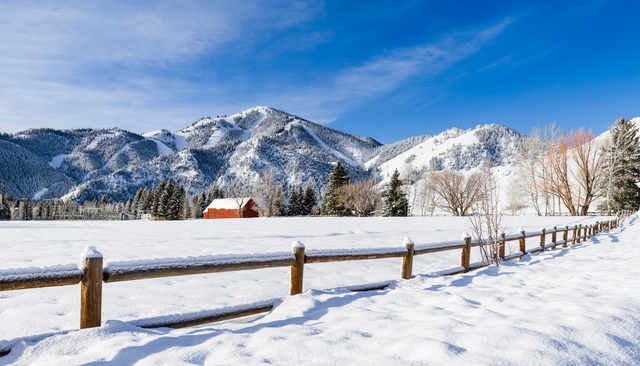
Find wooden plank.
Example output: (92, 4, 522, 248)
(346, 281, 391, 292)
(290, 243, 305, 295)
(414, 243, 466, 255)
(305, 252, 406, 263)
(104, 257, 295, 283)
(401, 240, 414, 280)
(504, 252, 525, 261)
(529, 247, 543, 254)
(518, 229, 526, 254)
(140, 303, 275, 329)
(0, 272, 82, 291)
(499, 233, 506, 259)
(461, 236, 472, 272)
(80, 254, 103, 329)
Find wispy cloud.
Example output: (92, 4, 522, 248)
(336, 17, 512, 94)
(0, 0, 324, 132)
(266, 17, 514, 123)
(0, 2, 513, 134)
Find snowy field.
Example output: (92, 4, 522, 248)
(1, 214, 638, 365)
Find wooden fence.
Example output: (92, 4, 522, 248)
(0, 213, 629, 355)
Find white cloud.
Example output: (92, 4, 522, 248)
(0, 1, 321, 66)
(266, 18, 514, 124)
(0, 3, 512, 134)
(333, 18, 513, 100)
(0, 0, 324, 133)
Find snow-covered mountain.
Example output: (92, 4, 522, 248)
(0, 106, 543, 203)
(366, 124, 526, 183)
(0, 107, 382, 202)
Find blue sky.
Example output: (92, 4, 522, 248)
(0, 1, 638, 143)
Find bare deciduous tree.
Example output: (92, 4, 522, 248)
(570, 129, 604, 214)
(431, 170, 483, 216)
(504, 178, 527, 215)
(542, 134, 576, 215)
(468, 161, 504, 265)
(223, 175, 255, 218)
(541, 128, 605, 216)
(415, 166, 437, 216)
(514, 124, 561, 216)
(253, 168, 285, 217)
(341, 177, 380, 217)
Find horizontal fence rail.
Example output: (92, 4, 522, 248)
(0, 267, 83, 292)
(0, 212, 630, 356)
(103, 252, 296, 283)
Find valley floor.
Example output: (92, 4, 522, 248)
(1, 215, 638, 365)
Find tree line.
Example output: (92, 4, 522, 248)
(1, 118, 638, 220)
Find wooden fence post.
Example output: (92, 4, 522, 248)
(563, 225, 569, 248)
(402, 237, 414, 280)
(539, 228, 546, 252)
(519, 228, 526, 254)
(461, 233, 471, 272)
(576, 224, 582, 243)
(499, 232, 506, 259)
(551, 226, 557, 249)
(587, 224, 592, 240)
(572, 225, 578, 245)
(290, 241, 305, 295)
(80, 246, 103, 329)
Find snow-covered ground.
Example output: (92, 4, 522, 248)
(1, 215, 638, 365)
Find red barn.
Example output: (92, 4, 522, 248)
(203, 197, 259, 219)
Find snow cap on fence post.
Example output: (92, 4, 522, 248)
(461, 231, 471, 240)
(291, 240, 305, 252)
(518, 227, 525, 234)
(403, 237, 414, 246)
(80, 246, 103, 269)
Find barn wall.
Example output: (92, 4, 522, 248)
(203, 199, 259, 219)
(204, 209, 240, 219)
(242, 204, 259, 218)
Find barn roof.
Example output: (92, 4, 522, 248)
(203, 197, 253, 211)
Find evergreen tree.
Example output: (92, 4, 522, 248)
(198, 191, 208, 213)
(0, 203, 9, 220)
(287, 186, 301, 216)
(322, 162, 350, 216)
(302, 185, 316, 215)
(138, 188, 151, 216)
(150, 188, 160, 218)
(273, 187, 286, 216)
(601, 118, 640, 213)
(170, 184, 185, 220)
(382, 169, 409, 217)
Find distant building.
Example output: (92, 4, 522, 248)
(203, 197, 259, 219)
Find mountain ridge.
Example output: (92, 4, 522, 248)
(0, 106, 527, 202)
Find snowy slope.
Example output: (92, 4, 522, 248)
(0, 107, 382, 202)
(370, 124, 525, 184)
(2, 112, 636, 204)
(0, 214, 637, 364)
